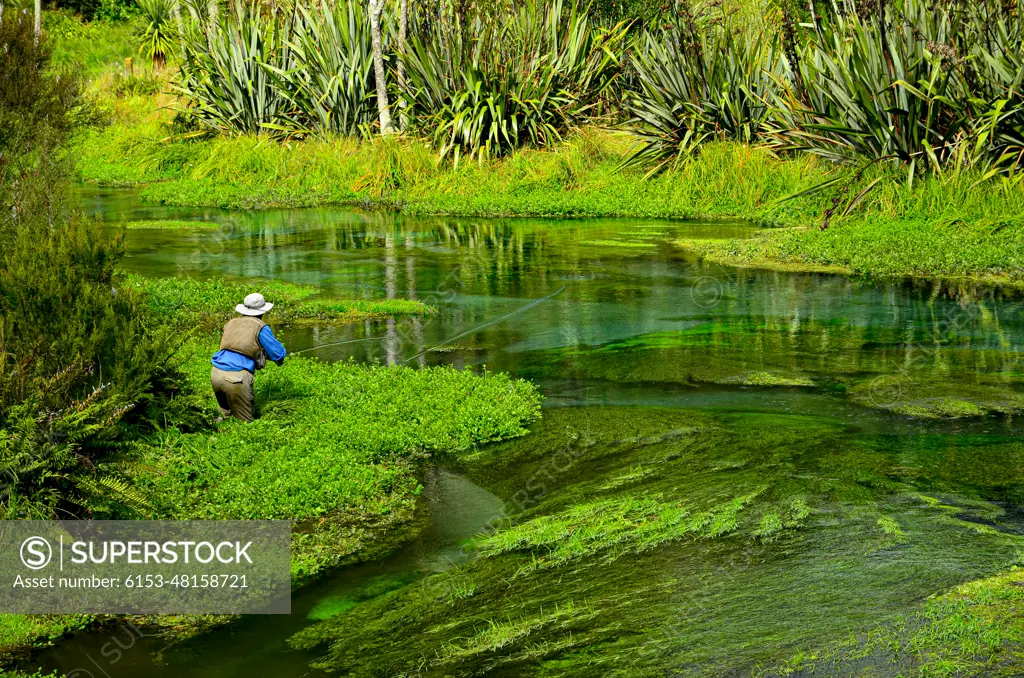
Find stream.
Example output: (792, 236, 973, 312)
(29, 187, 1024, 676)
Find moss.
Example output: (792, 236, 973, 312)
(122, 220, 220, 230)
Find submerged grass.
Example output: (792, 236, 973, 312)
(289, 406, 1024, 676)
(476, 491, 770, 570)
(766, 566, 1024, 677)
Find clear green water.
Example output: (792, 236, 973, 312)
(31, 187, 1024, 676)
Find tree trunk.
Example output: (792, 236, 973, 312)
(368, 0, 394, 134)
(34, 0, 41, 41)
(396, 0, 409, 131)
(173, 0, 185, 58)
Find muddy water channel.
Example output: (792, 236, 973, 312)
(36, 188, 1024, 676)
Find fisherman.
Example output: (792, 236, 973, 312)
(211, 293, 287, 422)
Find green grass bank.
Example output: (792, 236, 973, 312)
(77, 110, 1024, 287)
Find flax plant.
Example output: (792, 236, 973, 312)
(276, 0, 378, 136)
(767, 0, 1024, 176)
(401, 0, 629, 162)
(625, 15, 781, 172)
(174, 2, 296, 134)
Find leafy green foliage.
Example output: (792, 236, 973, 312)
(57, 0, 140, 22)
(174, 0, 381, 136)
(46, 11, 138, 77)
(0, 14, 95, 205)
(0, 613, 94, 667)
(123, 219, 218, 228)
(131, 274, 434, 331)
(130, 275, 319, 325)
(173, 0, 626, 154)
(403, 0, 628, 161)
(174, 3, 292, 134)
(627, 15, 780, 170)
(285, 298, 435, 321)
(112, 68, 162, 97)
(587, 0, 666, 25)
(280, 0, 378, 136)
(686, 214, 1024, 283)
(769, 0, 1024, 175)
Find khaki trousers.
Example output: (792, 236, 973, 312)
(211, 367, 255, 422)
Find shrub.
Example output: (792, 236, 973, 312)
(0, 11, 196, 519)
(171, 0, 627, 154)
(175, 2, 293, 134)
(173, 0, 381, 136)
(281, 0, 379, 136)
(0, 14, 94, 206)
(58, 0, 140, 22)
(135, 0, 178, 71)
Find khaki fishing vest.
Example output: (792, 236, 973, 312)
(220, 316, 268, 370)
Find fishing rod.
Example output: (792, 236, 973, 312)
(290, 286, 567, 360)
(401, 285, 566, 365)
(292, 335, 388, 356)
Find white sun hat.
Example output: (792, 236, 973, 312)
(236, 292, 274, 316)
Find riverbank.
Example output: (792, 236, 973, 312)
(76, 102, 1024, 287)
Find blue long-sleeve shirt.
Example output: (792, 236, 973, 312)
(211, 325, 287, 372)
